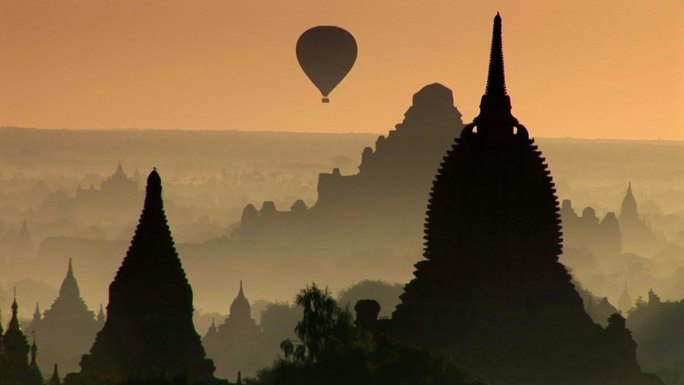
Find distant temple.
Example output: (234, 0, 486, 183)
(203, 281, 261, 379)
(235, 82, 464, 253)
(390, 14, 661, 385)
(561, 183, 660, 258)
(561, 200, 622, 258)
(67, 170, 220, 384)
(36, 163, 143, 237)
(27, 259, 101, 375)
(75, 163, 140, 200)
(619, 183, 659, 255)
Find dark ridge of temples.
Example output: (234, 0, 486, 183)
(391, 14, 662, 385)
(70, 170, 220, 384)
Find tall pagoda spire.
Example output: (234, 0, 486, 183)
(8, 291, 20, 332)
(620, 182, 639, 222)
(32, 303, 41, 324)
(76, 169, 218, 383)
(45, 258, 91, 317)
(474, 13, 519, 138)
(391, 14, 654, 385)
(60, 258, 80, 300)
(485, 13, 506, 97)
(229, 280, 252, 321)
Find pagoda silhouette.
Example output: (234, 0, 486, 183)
(67, 170, 220, 384)
(203, 281, 261, 379)
(1, 295, 44, 385)
(391, 14, 662, 385)
(27, 259, 102, 375)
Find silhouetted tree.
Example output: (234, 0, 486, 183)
(292, 284, 338, 362)
(252, 284, 485, 385)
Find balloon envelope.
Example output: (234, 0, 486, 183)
(296, 26, 357, 103)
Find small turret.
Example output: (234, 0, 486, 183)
(30, 331, 38, 367)
(4, 292, 30, 365)
(620, 182, 639, 223)
(114, 162, 125, 178)
(50, 364, 61, 385)
(29, 302, 41, 332)
(648, 289, 661, 305)
(96, 304, 106, 327)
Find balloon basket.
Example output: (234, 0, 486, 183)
(322, 97, 330, 103)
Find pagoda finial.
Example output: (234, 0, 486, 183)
(620, 181, 638, 220)
(145, 169, 163, 210)
(12, 288, 17, 313)
(58, 258, 81, 301)
(471, 13, 517, 136)
(33, 302, 41, 322)
(8, 291, 20, 333)
(485, 12, 506, 96)
(229, 281, 252, 320)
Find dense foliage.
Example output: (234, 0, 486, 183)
(248, 283, 487, 385)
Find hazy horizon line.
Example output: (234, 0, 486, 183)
(0, 125, 682, 143)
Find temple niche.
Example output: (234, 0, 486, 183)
(234, 82, 464, 253)
(26, 259, 102, 375)
(66, 170, 220, 384)
(203, 281, 261, 379)
(390, 14, 661, 385)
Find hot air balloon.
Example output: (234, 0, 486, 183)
(296, 26, 357, 103)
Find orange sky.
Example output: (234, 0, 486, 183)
(1, 0, 682, 140)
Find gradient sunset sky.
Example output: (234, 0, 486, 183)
(1, 0, 682, 140)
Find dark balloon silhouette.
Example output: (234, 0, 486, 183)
(296, 26, 357, 103)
